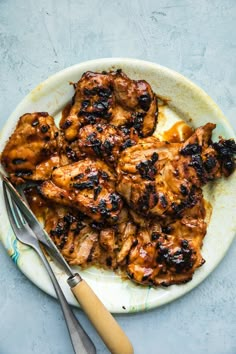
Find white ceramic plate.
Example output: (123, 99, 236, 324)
(0, 58, 235, 313)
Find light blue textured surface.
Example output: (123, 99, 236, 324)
(0, 1, 235, 353)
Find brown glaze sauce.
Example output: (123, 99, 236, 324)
(162, 121, 194, 143)
(24, 186, 48, 219)
(203, 199, 213, 225)
(61, 102, 72, 121)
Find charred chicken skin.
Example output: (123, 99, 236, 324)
(44, 206, 137, 270)
(78, 123, 125, 164)
(117, 123, 236, 218)
(62, 122, 139, 166)
(1, 112, 60, 184)
(60, 70, 158, 141)
(45, 207, 102, 267)
(77, 123, 139, 166)
(24, 186, 104, 267)
(127, 190, 207, 286)
(40, 158, 123, 223)
(25, 185, 136, 269)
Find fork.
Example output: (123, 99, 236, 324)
(3, 182, 96, 354)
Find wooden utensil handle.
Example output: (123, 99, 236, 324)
(70, 278, 133, 354)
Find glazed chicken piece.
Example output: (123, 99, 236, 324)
(127, 191, 207, 286)
(91, 207, 137, 268)
(116, 221, 137, 265)
(60, 71, 113, 141)
(60, 70, 158, 141)
(25, 185, 113, 267)
(78, 123, 124, 164)
(25, 185, 136, 269)
(77, 123, 139, 165)
(111, 69, 158, 137)
(23, 184, 52, 220)
(1, 112, 60, 184)
(176, 122, 236, 181)
(62, 122, 139, 166)
(117, 123, 236, 218)
(45, 206, 138, 269)
(116, 135, 181, 216)
(44, 206, 103, 267)
(40, 158, 123, 223)
(24, 185, 100, 266)
(46, 205, 137, 269)
(24, 185, 113, 267)
(57, 137, 82, 165)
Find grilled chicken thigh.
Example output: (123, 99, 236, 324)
(44, 206, 103, 266)
(117, 123, 236, 218)
(62, 122, 139, 166)
(25, 185, 137, 269)
(127, 190, 207, 286)
(60, 70, 158, 141)
(45, 205, 138, 269)
(40, 158, 123, 223)
(77, 123, 139, 165)
(78, 123, 125, 164)
(60, 71, 112, 141)
(1, 112, 60, 184)
(111, 70, 158, 137)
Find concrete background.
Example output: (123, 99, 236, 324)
(0, 0, 235, 353)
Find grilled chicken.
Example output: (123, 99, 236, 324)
(40, 158, 123, 223)
(20, 120, 236, 287)
(25, 185, 136, 269)
(116, 221, 137, 265)
(78, 123, 139, 165)
(60, 70, 158, 141)
(117, 123, 236, 218)
(60, 71, 113, 141)
(44, 206, 102, 266)
(1, 112, 60, 184)
(62, 122, 139, 166)
(127, 190, 206, 286)
(25, 182, 206, 285)
(111, 70, 158, 137)
(45, 207, 137, 269)
(78, 123, 124, 164)
(24, 185, 107, 267)
(2, 70, 236, 289)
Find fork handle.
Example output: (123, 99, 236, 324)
(35, 249, 96, 354)
(68, 275, 134, 354)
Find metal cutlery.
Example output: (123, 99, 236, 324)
(1, 172, 134, 354)
(3, 182, 96, 354)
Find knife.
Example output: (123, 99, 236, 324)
(0, 171, 134, 354)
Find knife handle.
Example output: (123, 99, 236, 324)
(68, 277, 133, 354)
